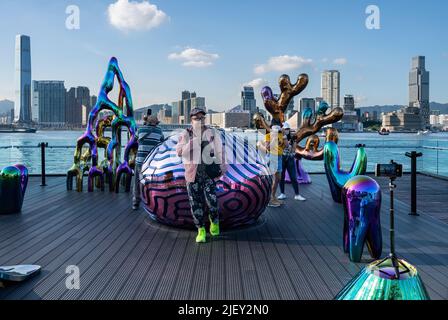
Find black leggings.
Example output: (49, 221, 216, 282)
(280, 156, 299, 195)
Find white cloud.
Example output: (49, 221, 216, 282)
(355, 95, 368, 105)
(244, 78, 268, 89)
(108, 0, 168, 32)
(333, 58, 348, 65)
(168, 48, 219, 68)
(254, 55, 313, 74)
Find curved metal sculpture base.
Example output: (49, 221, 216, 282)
(336, 258, 430, 300)
(342, 175, 382, 262)
(324, 140, 367, 203)
(141, 131, 272, 230)
(0, 164, 28, 214)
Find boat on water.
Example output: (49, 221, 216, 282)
(0, 127, 37, 133)
(244, 129, 257, 133)
(378, 128, 390, 135)
(417, 130, 431, 136)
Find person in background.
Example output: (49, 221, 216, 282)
(176, 107, 227, 243)
(257, 125, 286, 207)
(133, 111, 164, 210)
(278, 122, 306, 201)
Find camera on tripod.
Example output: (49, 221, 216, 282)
(375, 160, 403, 178)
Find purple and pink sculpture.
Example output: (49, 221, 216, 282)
(67, 57, 138, 193)
(140, 131, 272, 229)
(285, 159, 311, 184)
(342, 175, 382, 262)
(0, 164, 28, 214)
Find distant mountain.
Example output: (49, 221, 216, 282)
(0, 99, 14, 115)
(429, 102, 448, 114)
(357, 102, 448, 114)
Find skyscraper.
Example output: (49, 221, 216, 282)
(33, 81, 66, 127)
(321, 70, 340, 109)
(14, 35, 32, 123)
(66, 87, 91, 126)
(241, 86, 257, 114)
(409, 56, 430, 129)
(173, 90, 206, 124)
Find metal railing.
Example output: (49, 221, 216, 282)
(1, 141, 447, 179)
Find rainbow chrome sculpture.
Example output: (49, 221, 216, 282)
(323, 127, 367, 203)
(342, 175, 382, 262)
(0, 164, 28, 214)
(67, 57, 138, 193)
(140, 131, 272, 229)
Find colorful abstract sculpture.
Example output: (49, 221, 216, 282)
(342, 175, 382, 262)
(323, 128, 367, 203)
(67, 57, 138, 193)
(141, 131, 272, 229)
(285, 159, 311, 184)
(335, 258, 430, 300)
(0, 164, 28, 214)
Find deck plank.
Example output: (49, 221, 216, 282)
(0, 175, 447, 300)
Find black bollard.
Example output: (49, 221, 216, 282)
(38, 142, 48, 186)
(405, 151, 423, 216)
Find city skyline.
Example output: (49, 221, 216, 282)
(1, 1, 447, 111)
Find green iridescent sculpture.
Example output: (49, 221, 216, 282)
(0, 164, 28, 214)
(336, 258, 430, 300)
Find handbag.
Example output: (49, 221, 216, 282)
(188, 128, 222, 179)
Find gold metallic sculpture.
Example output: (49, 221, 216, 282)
(255, 73, 344, 160)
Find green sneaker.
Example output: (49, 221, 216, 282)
(196, 227, 207, 243)
(209, 218, 220, 237)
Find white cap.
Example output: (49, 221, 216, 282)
(282, 122, 291, 129)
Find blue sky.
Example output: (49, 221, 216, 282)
(0, 0, 447, 111)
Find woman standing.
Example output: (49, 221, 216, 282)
(278, 122, 306, 201)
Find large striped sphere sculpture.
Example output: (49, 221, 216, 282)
(141, 130, 272, 229)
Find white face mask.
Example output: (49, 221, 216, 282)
(192, 118, 204, 130)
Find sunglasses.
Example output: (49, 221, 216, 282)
(192, 115, 205, 120)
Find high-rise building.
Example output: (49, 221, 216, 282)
(321, 70, 340, 109)
(241, 86, 257, 114)
(14, 35, 32, 123)
(409, 56, 430, 129)
(32, 81, 66, 127)
(173, 91, 206, 124)
(343, 95, 355, 111)
(299, 98, 316, 114)
(65, 87, 91, 126)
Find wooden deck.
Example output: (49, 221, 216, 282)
(0, 174, 447, 300)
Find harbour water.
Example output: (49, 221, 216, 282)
(1, 130, 447, 177)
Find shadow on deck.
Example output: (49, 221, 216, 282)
(0, 174, 447, 300)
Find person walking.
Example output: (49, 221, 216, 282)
(133, 111, 165, 210)
(176, 107, 227, 243)
(278, 122, 306, 201)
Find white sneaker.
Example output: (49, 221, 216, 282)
(277, 193, 287, 200)
(294, 195, 306, 201)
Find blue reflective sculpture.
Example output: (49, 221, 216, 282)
(342, 175, 382, 262)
